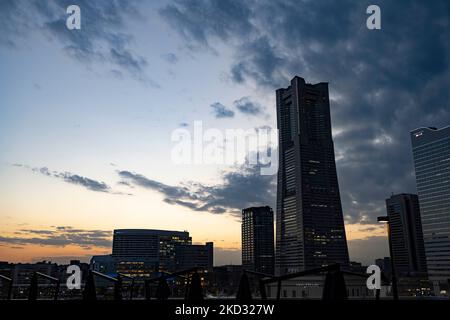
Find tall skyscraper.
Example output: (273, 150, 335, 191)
(385, 194, 427, 276)
(411, 126, 450, 284)
(242, 206, 275, 275)
(276, 76, 349, 275)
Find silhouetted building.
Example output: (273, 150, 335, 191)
(266, 274, 380, 299)
(242, 206, 275, 275)
(209, 265, 243, 296)
(348, 261, 367, 274)
(376, 257, 392, 279)
(175, 242, 213, 272)
(276, 76, 349, 274)
(90, 255, 116, 276)
(112, 229, 191, 275)
(12, 261, 58, 285)
(385, 194, 427, 276)
(411, 126, 450, 284)
(0, 261, 13, 278)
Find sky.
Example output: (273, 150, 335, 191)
(0, 0, 449, 266)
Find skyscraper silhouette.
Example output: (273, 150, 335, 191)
(242, 206, 275, 275)
(276, 76, 349, 275)
(385, 193, 427, 276)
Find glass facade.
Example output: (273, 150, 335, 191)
(242, 206, 275, 275)
(112, 229, 192, 275)
(276, 76, 349, 275)
(385, 194, 427, 276)
(411, 126, 450, 283)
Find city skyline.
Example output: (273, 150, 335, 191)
(1, 0, 450, 268)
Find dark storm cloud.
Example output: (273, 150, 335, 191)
(0, 1, 31, 48)
(57, 172, 111, 192)
(159, 0, 253, 50)
(233, 97, 264, 116)
(0, 0, 154, 84)
(160, 0, 450, 225)
(118, 166, 276, 216)
(0, 227, 112, 248)
(210, 102, 235, 118)
(109, 48, 148, 76)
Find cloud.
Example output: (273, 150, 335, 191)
(118, 165, 276, 216)
(233, 97, 264, 116)
(56, 172, 110, 192)
(109, 48, 147, 77)
(160, 0, 450, 225)
(159, 0, 253, 50)
(210, 102, 235, 118)
(161, 52, 179, 64)
(0, 1, 31, 48)
(0, 0, 155, 84)
(14, 164, 129, 194)
(0, 226, 112, 249)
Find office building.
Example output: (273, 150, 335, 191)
(276, 76, 349, 274)
(411, 126, 450, 284)
(175, 242, 213, 272)
(375, 257, 392, 278)
(385, 194, 427, 276)
(242, 206, 275, 275)
(12, 261, 58, 286)
(90, 255, 117, 276)
(112, 229, 191, 274)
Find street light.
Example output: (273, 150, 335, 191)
(378, 215, 399, 300)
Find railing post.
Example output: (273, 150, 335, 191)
(0, 275, 14, 300)
(186, 272, 203, 302)
(7, 279, 13, 300)
(114, 274, 122, 301)
(82, 271, 97, 301)
(28, 272, 38, 301)
(276, 280, 281, 301)
(129, 278, 135, 300)
(236, 272, 252, 301)
(145, 279, 151, 300)
(155, 277, 170, 300)
(259, 280, 267, 300)
(54, 280, 60, 301)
